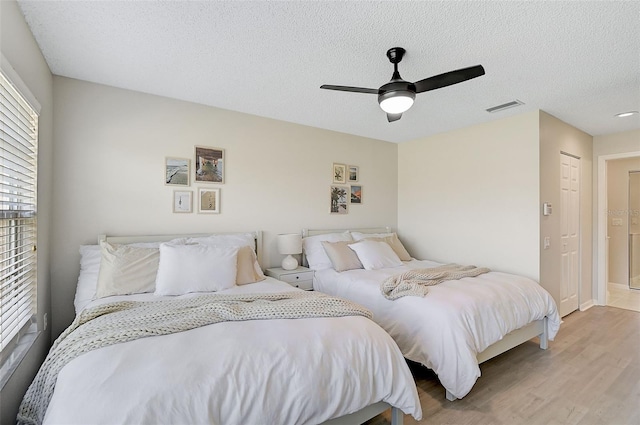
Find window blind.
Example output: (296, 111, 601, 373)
(0, 70, 38, 355)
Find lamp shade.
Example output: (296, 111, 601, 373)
(277, 233, 302, 270)
(277, 233, 302, 255)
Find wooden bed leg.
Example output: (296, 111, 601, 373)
(539, 317, 549, 350)
(445, 389, 457, 401)
(389, 407, 404, 425)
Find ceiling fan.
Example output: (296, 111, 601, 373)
(320, 47, 485, 122)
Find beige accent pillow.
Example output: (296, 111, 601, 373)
(95, 241, 160, 299)
(303, 231, 353, 270)
(236, 245, 266, 285)
(366, 233, 412, 261)
(321, 240, 363, 272)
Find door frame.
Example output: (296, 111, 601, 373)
(596, 150, 640, 305)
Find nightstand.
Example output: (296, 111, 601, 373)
(265, 267, 315, 291)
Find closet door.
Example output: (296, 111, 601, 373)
(560, 153, 580, 316)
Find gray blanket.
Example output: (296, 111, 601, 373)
(17, 291, 372, 425)
(381, 264, 491, 300)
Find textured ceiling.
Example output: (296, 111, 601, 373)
(16, 0, 640, 143)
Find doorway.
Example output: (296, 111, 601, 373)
(597, 151, 640, 312)
(629, 171, 640, 290)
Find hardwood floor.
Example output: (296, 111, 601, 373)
(366, 306, 640, 425)
(607, 283, 640, 313)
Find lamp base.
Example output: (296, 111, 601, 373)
(281, 255, 298, 271)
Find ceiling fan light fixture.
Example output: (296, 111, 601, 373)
(378, 91, 415, 114)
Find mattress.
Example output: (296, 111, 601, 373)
(313, 259, 561, 399)
(31, 279, 422, 424)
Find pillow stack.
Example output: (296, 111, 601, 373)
(303, 231, 412, 272)
(77, 233, 266, 311)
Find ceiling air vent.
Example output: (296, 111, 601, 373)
(486, 100, 524, 113)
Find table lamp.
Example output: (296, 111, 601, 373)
(277, 233, 302, 270)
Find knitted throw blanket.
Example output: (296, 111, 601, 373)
(381, 264, 491, 300)
(17, 291, 372, 425)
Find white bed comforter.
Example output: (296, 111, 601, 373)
(314, 260, 561, 399)
(43, 278, 421, 425)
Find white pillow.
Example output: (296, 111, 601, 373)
(75, 245, 102, 313)
(302, 231, 353, 270)
(154, 243, 239, 296)
(348, 240, 403, 270)
(95, 242, 160, 299)
(185, 233, 266, 282)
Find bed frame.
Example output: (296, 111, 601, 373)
(98, 231, 403, 425)
(302, 227, 549, 402)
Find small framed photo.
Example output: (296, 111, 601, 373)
(350, 185, 362, 204)
(173, 190, 193, 213)
(348, 165, 359, 182)
(330, 185, 348, 214)
(333, 163, 346, 184)
(165, 157, 190, 186)
(198, 188, 220, 214)
(195, 146, 224, 184)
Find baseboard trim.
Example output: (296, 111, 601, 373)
(607, 282, 629, 290)
(580, 299, 596, 311)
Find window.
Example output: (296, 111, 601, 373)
(0, 66, 38, 360)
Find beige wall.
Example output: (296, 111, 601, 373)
(397, 110, 541, 281)
(539, 111, 593, 314)
(51, 76, 398, 337)
(594, 130, 640, 157)
(0, 1, 53, 423)
(606, 157, 640, 285)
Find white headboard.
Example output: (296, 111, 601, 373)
(300, 227, 391, 267)
(98, 231, 264, 269)
(302, 227, 391, 238)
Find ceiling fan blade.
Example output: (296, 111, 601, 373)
(320, 84, 378, 94)
(387, 113, 402, 122)
(414, 65, 485, 94)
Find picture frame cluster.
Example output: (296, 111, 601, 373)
(165, 146, 224, 214)
(331, 163, 362, 214)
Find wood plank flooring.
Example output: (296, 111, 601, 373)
(366, 306, 640, 425)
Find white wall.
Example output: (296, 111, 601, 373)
(397, 110, 540, 280)
(0, 1, 53, 423)
(51, 76, 398, 337)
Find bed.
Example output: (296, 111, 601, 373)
(302, 227, 561, 401)
(18, 231, 421, 425)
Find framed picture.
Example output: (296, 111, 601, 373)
(173, 190, 193, 213)
(350, 185, 362, 204)
(348, 165, 359, 182)
(198, 188, 220, 214)
(165, 157, 190, 186)
(330, 185, 348, 214)
(333, 163, 346, 184)
(195, 146, 224, 184)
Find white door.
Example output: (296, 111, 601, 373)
(560, 153, 580, 316)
